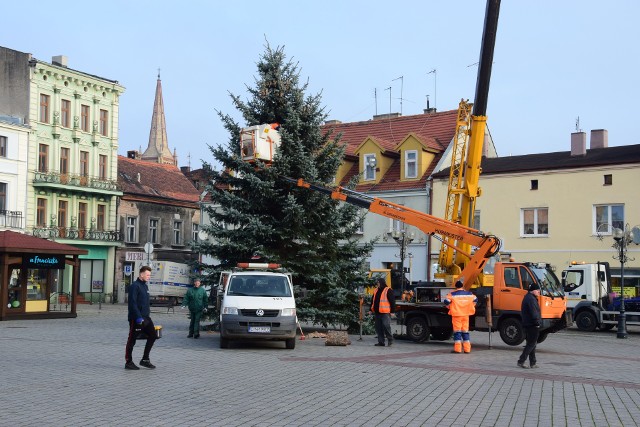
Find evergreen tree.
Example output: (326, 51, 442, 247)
(196, 44, 374, 328)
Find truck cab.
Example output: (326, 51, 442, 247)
(218, 264, 297, 349)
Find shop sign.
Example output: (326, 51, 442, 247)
(24, 254, 65, 269)
(92, 281, 104, 290)
(125, 252, 145, 262)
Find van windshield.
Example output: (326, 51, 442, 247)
(227, 275, 292, 297)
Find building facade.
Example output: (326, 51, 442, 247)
(0, 46, 125, 302)
(0, 118, 29, 232)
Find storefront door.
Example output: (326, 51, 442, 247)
(7, 265, 25, 313)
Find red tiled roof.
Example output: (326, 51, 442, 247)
(0, 230, 88, 254)
(323, 109, 457, 156)
(323, 110, 455, 192)
(118, 156, 200, 205)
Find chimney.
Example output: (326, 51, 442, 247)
(324, 120, 342, 125)
(423, 108, 437, 114)
(590, 129, 608, 149)
(571, 132, 587, 156)
(127, 150, 139, 159)
(180, 166, 191, 174)
(52, 55, 68, 67)
(373, 113, 401, 121)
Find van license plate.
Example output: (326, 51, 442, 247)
(248, 326, 271, 333)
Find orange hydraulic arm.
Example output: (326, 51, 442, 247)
(283, 177, 501, 289)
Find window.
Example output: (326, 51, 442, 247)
(78, 202, 87, 229)
(192, 223, 199, 242)
(173, 220, 183, 245)
(36, 198, 47, 226)
(60, 147, 70, 176)
(80, 151, 89, 177)
(61, 99, 71, 127)
(0, 183, 6, 211)
(594, 204, 624, 234)
(604, 174, 612, 186)
(38, 144, 49, 172)
(531, 179, 538, 190)
(58, 200, 68, 237)
(99, 155, 107, 180)
(473, 210, 481, 230)
(149, 218, 159, 244)
(522, 208, 548, 236)
(364, 154, 376, 181)
(97, 205, 106, 231)
(405, 150, 418, 179)
(0, 135, 6, 157)
(126, 216, 138, 243)
(40, 94, 50, 123)
(99, 109, 108, 136)
(81, 105, 90, 132)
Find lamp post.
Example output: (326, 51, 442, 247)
(611, 225, 640, 339)
(387, 229, 415, 294)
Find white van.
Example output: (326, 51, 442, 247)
(218, 267, 297, 349)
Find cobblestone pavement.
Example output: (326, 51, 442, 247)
(1, 303, 639, 426)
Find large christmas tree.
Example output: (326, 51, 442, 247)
(197, 44, 373, 328)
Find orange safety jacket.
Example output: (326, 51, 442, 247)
(371, 287, 392, 314)
(443, 290, 477, 317)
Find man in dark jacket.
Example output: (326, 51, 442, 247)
(125, 266, 157, 370)
(518, 283, 542, 369)
(182, 279, 208, 338)
(370, 278, 396, 346)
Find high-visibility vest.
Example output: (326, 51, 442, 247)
(444, 290, 477, 316)
(372, 287, 391, 314)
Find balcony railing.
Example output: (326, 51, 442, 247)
(0, 210, 23, 229)
(33, 171, 121, 192)
(32, 226, 123, 242)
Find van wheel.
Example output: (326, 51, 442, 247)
(537, 331, 548, 343)
(575, 311, 597, 332)
(220, 336, 229, 349)
(285, 338, 296, 349)
(499, 317, 524, 346)
(406, 317, 430, 342)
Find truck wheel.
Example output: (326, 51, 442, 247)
(599, 324, 614, 331)
(575, 311, 597, 332)
(220, 336, 229, 349)
(406, 317, 430, 342)
(499, 317, 524, 346)
(285, 338, 296, 349)
(537, 332, 548, 343)
(431, 328, 453, 341)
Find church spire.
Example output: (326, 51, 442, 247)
(141, 71, 177, 165)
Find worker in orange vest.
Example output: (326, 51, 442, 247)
(370, 277, 396, 346)
(443, 280, 477, 353)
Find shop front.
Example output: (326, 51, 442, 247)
(0, 230, 87, 320)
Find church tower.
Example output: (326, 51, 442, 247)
(141, 72, 177, 165)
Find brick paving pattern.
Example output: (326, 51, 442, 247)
(1, 303, 639, 426)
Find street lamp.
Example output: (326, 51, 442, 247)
(387, 229, 415, 294)
(611, 225, 640, 339)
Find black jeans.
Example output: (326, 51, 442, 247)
(374, 313, 393, 344)
(125, 316, 157, 362)
(518, 326, 539, 366)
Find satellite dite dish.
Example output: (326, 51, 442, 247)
(198, 230, 209, 241)
(632, 226, 640, 245)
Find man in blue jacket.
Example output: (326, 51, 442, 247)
(125, 265, 157, 370)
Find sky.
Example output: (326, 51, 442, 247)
(3, 1, 639, 168)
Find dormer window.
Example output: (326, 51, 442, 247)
(405, 150, 417, 178)
(364, 154, 376, 181)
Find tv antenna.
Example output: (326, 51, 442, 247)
(392, 76, 404, 115)
(575, 116, 581, 132)
(384, 86, 392, 115)
(374, 88, 378, 116)
(427, 69, 437, 110)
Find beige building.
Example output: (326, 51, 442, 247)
(431, 130, 640, 294)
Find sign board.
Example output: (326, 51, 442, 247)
(125, 252, 145, 262)
(24, 254, 65, 269)
(124, 264, 132, 276)
(144, 242, 154, 254)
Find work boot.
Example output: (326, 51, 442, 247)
(517, 361, 529, 369)
(194, 334, 200, 339)
(187, 333, 193, 338)
(374, 343, 385, 346)
(124, 361, 139, 370)
(139, 359, 156, 369)
(530, 364, 539, 369)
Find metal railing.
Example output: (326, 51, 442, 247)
(33, 171, 121, 192)
(32, 226, 123, 242)
(0, 210, 23, 229)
